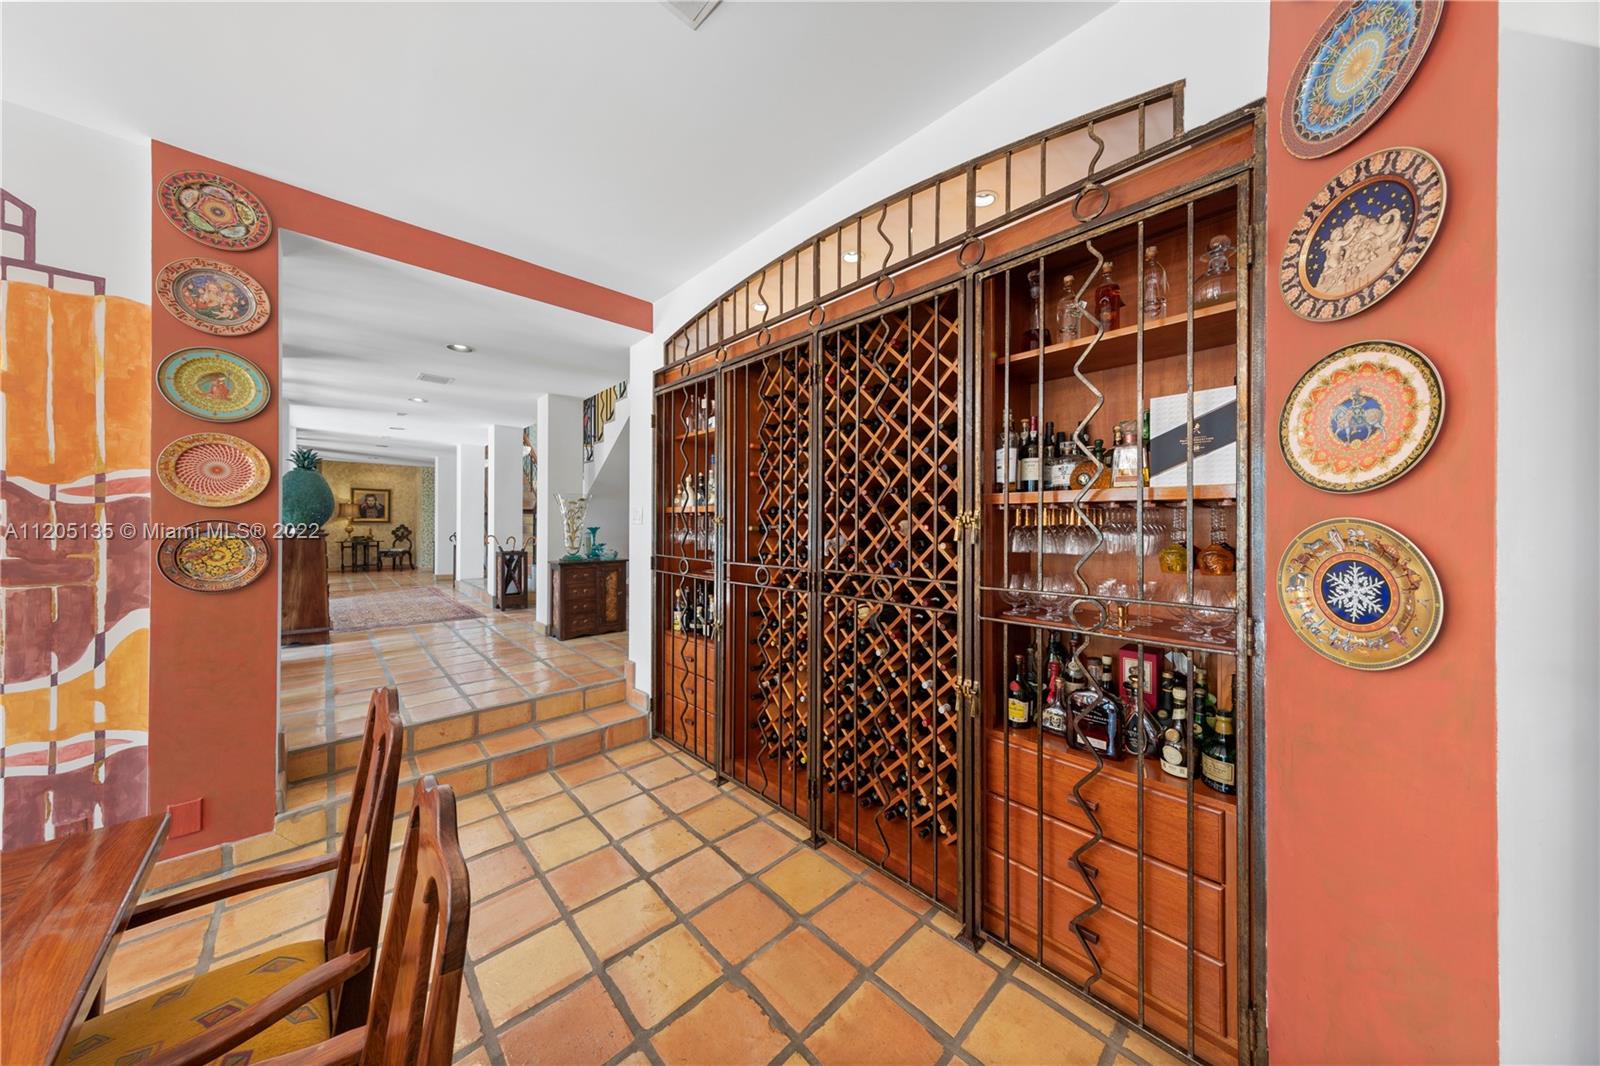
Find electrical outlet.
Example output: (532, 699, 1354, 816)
(167, 798, 203, 837)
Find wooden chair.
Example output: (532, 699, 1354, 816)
(377, 526, 414, 572)
(60, 688, 405, 1065)
(137, 776, 471, 1066)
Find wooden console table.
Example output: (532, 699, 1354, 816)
(549, 559, 626, 640)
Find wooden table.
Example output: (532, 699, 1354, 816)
(1, 813, 169, 1063)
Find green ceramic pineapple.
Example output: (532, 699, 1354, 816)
(281, 447, 334, 529)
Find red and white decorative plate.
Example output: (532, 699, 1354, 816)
(1279, 339, 1443, 493)
(157, 171, 274, 251)
(156, 258, 272, 337)
(157, 432, 272, 507)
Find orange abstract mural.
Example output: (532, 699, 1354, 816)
(0, 194, 152, 847)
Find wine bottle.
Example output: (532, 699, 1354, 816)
(1200, 704, 1236, 795)
(1020, 416, 1041, 493)
(1006, 653, 1035, 728)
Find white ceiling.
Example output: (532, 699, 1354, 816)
(1, 1, 1110, 300)
(281, 231, 632, 459)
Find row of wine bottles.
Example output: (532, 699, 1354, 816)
(669, 583, 714, 637)
(1006, 636, 1235, 795)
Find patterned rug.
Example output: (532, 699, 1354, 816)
(330, 586, 484, 632)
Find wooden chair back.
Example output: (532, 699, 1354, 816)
(361, 775, 470, 1065)
(322, 686, 405, 1031)
(388, 524, 412, 549)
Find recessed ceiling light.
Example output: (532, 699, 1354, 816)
(752, 301, 768, 313)
(394, 412, 408, 416)
(408, 396, 427, 403)
(842, 250, 860, 263)
(445, 342, 474, 353)
(374, 444, 389, 448)
(974, 190, 997, 208)
(388, 426, 406, 431)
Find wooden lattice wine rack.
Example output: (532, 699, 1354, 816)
(817, 290, 963, 908)
(652, 92, 1267, 1065)
(723, 339, 813, 816)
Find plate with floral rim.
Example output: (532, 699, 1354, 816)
(156, 258, 272, 337)
(1277, 516, 1442, 670)
(157, 432, 271, 507)
(158, 522, 271, 592)
(157, 171, 274, 251)
(157, 347, 271, 423)
(1279, 146, 1445, 322)
(1281, 0, 1444, 159)
(1279, 339, 1443, 493)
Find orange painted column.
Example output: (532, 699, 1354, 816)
(148, 143, 650, 853)
(1263, 3, 1498, 1061)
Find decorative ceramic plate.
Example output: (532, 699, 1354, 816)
(156, 258, 272, 337)
(157, 347, 271, 423)
(157, 522, 270, 592)
(1279, 147, 1445, 322)
(1280, 339, 1443, 493)
(1278, 517, 1442, 670)
(157, 171, 273, 251)
(1281, 1, 1445, 159)
(157, 432, 271, 507)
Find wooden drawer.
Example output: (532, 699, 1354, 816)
(984, 794, 1226, 958)
(984, 733, 1228, 883)
(662, 633, 715, 679)
(657, 697, 716, 758)
(983, 849, 1233, 1048)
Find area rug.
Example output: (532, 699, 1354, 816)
(330, 586, 484, 632)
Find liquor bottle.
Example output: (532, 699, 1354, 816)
(1054, 274, 1083, 341)
(1043, 630, 1068, 729)
(1200, 705, 1236, 795)
(1068, 675, 1123, 758)
(672, 588, 685, 633)
(1007, 653, 1035, 728)
(1160, 688, 1190, 778)
(1141, 245, 1168, 319)
(1020, 417, 1041, 493)
(1046, 431, 1072, 491)
(1024, 268, 1052, 349)
(1094, 260, 1124, 331)
(1040, 421, 1057, 489)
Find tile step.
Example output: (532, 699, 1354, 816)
(284, 676, 637, 780)
(152, 705, 651, 900)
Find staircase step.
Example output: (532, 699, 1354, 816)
(284, 677, 631, 784)
(155, 704, 652, 899)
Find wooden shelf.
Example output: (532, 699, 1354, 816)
(996, 301, 1236, 377)
(986, 484, 1236, 506)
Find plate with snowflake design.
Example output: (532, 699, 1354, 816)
(1278, 517, 1441, 670)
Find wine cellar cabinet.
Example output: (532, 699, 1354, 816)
(652, 89, 1264, 1065)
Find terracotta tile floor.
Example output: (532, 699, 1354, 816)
(280, 571, 626, 749)
(109, 740, 1185, 1066)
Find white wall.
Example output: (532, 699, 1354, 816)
(535, 395, 584, 627)
(433, 454, 458, 581)
(1496, 6, 1599, 1063)
(626, 0, 1270, 691)
(486, 423, 523, 549)
(455, 441, 486, 582)
(0, 101, 149, 300)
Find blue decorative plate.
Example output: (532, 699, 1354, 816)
(1282, 1, 1444, 159)
(1280, 146, 1445, 322)
(157, 347, 271, 423)
(1278, 517, 1442, 670)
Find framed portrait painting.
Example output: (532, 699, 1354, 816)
(352, 487, 391, 523)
